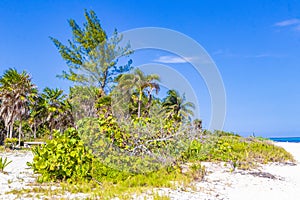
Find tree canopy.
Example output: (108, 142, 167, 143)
(51, 10, 132, 94)
(117, 68, 160, 118)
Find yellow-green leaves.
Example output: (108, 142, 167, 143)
(0, 157, 12, 172)
(28, 128, 94, 182)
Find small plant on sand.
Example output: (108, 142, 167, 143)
(189, 163, 206, 181)
(0, 157, 12, 172)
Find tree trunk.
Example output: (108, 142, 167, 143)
(9, 123, 13, 138)
(33, 121, 37, 139)
(6, 126, 9, 138)
(145, 94, 152, 111)
(18, 120, 22, 146)
(137, 91, 142, 118)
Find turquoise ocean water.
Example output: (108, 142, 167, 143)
(269, 137, 300, 143)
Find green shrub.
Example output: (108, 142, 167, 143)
(78, 116, 189, 175)
(93, 158, 175, 184)
(91, 158, 133, 183)
(183, 133, 294, 169)
(247, 139, 293, 163)
(181, 139, 213, 161)
(4, 138, 18, 148)
(28, 128, 94, 182)
(214, 130, 239, 137)
(254, 136, 269, 141)
(189, 163, 206, 181)
(213, 136, 293, 163)
(120, 166, 183, 188)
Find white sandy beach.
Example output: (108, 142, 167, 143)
(0, 151, 35, 200)
(223, 142, 300, 200)
(0, 142, 300, 199)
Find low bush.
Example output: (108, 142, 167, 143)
(211, 135, 294, 165)
(120, 166, 184, 188)
(91, 158, 133, 183)
(183, 132, 294, 169)
(77, 116, 192, 175)
(28, 128, 94, 182)
(4, 138, 18, 148)
(181, 138, 215, 161)
(28, 126, 173, 184)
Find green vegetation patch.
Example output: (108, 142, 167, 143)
(183, 132, 294, 169)
(28, 128, 94, 182)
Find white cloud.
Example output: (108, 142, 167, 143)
(153, 56, 194, 64)
(274, 18, 300, 27)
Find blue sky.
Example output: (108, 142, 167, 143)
(1, 0, 300, 137)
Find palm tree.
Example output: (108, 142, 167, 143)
(0, 68, 37, 145)
(28, 94, 49, 138)
(0, 96, 13, 138)
(162, 90, 195, 122)
(117, 68, 160, 118)
(41, 87, 73, 134)
(0, 118, 5, 145)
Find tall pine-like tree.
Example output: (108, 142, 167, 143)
(51, 10, 132, 94)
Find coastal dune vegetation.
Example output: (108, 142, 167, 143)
(0, 10, 294, 199)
